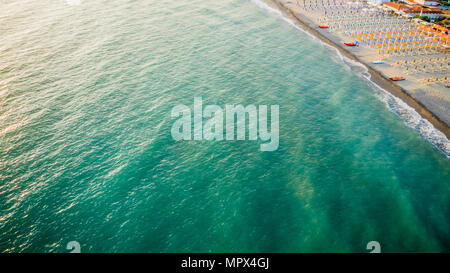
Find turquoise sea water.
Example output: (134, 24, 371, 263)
(0, 0, 449, 253)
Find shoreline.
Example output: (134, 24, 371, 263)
(270, 0, 450, 140)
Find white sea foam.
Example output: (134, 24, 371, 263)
(251, 0, 450, 157)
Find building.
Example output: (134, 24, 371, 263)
(414, 0, 440, 6)
(399, 0, 441, 6)
(442, 10, 450, 19)
(383, 2, 443, 19)
(367, 0, 391, 5)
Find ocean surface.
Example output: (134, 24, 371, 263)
(1, 0, 449, 253)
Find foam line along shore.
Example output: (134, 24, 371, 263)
(267, 0, 450, 155)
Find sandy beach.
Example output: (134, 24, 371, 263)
(270, 0, 450, 139)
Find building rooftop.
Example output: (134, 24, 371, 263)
(383, 2, 443, 14)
